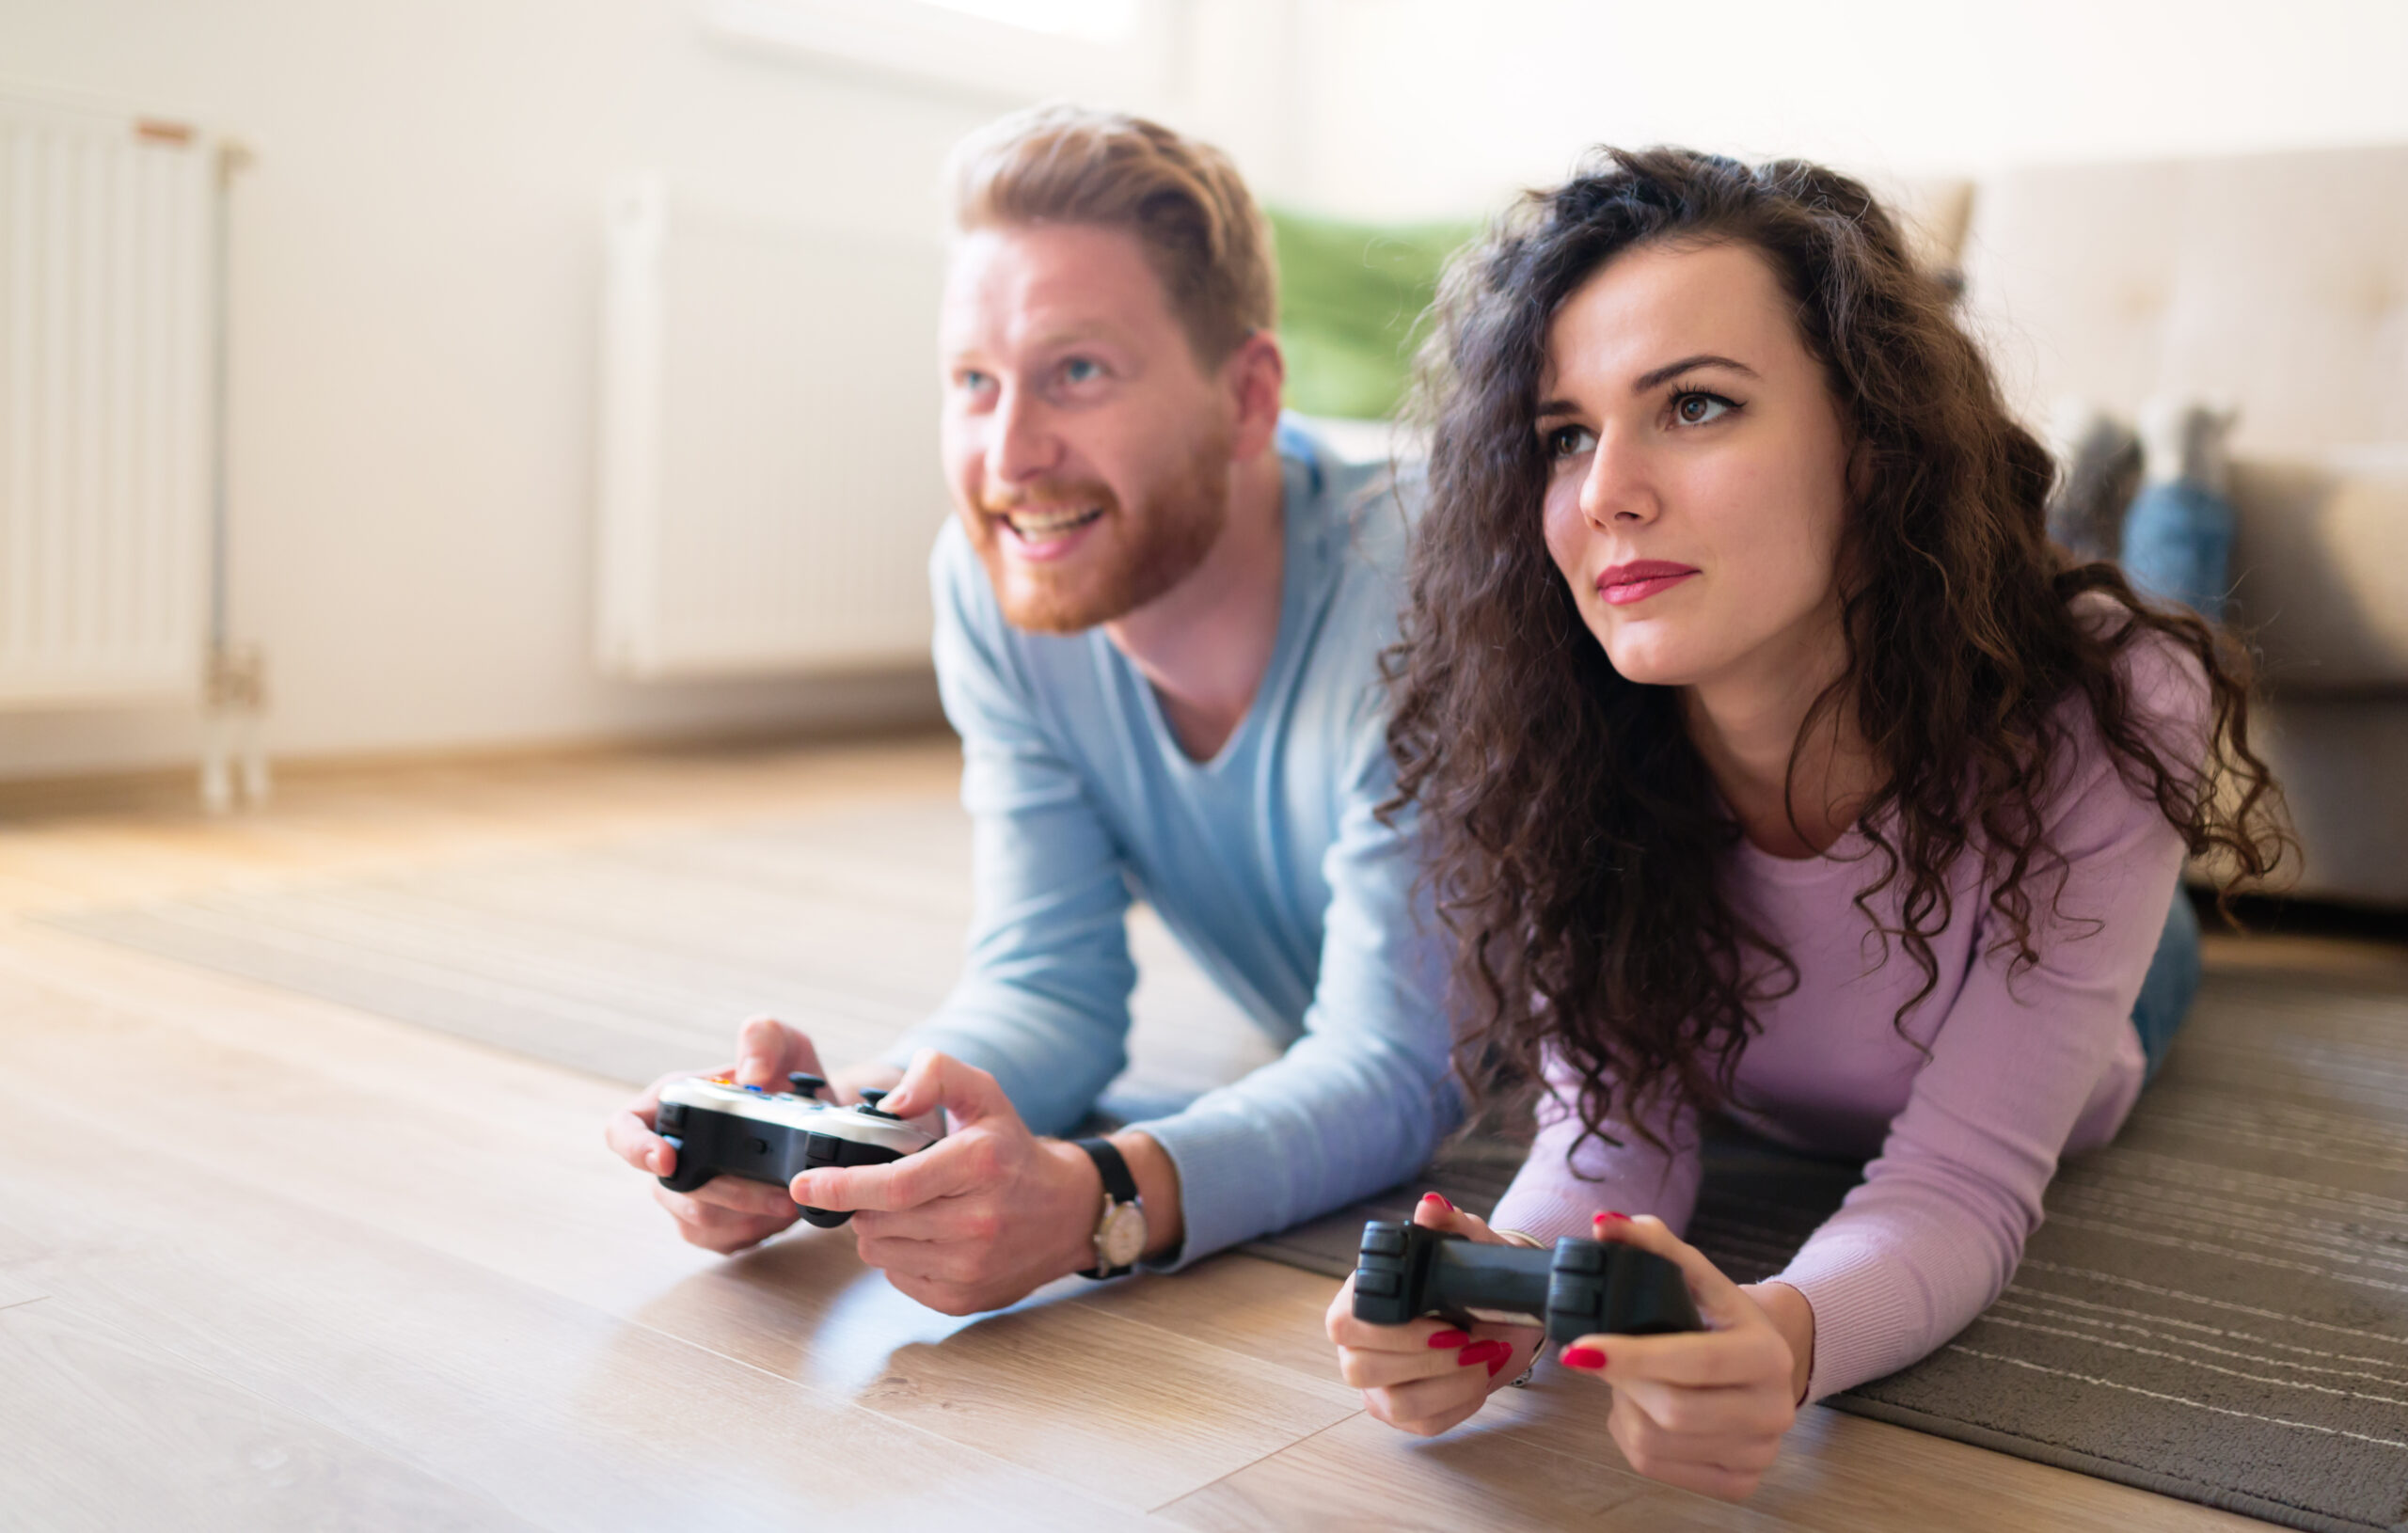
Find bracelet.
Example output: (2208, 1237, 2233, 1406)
(1487, 1231, 1550, 1384)
(1509, 1339, 1548, 1388)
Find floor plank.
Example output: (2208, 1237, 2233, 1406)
(0, 927, 1352, 1515)
(0, 1115, 1144, 1533)
(1159, 1411, 1651, 1531)
(0, 1298, 541, 1533)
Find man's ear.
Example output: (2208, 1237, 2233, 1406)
(1223, 329, 1287, 461)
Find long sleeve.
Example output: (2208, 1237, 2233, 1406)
(1489, 1062, 1703, 1243)
(1486, 629, 2205, 1399)
(1133, 714, 1460, 1268)
(887, 447, 1461, 1269)
(881, 536, 1139, 1134)
(1774, 666, 2197, 1400)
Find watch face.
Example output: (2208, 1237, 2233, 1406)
(1098, 1201, 1147, 1270)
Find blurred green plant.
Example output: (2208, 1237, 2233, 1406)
(1268, 207, 1478, 421)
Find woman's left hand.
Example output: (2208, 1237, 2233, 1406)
(1559, 1211, 1814, 1502)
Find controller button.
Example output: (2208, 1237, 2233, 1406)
(1361, 1226, 1408, 1256)
(1355, 1269, 1402, 1298)
(657, 1102, 686, 1130)
(749, 1137, 769, 1156)
(1556, 1241, 1608, 1273)
(803, 1137, 842, 1169)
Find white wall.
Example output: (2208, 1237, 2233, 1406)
(8, 0, 2402, 783)
(0, 0, 1062, 783)
(1287, 0, 2408, 221)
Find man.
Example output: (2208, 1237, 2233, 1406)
(604, 103, 1452, 1315)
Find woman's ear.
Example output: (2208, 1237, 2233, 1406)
(1846, 435, 1876, 506)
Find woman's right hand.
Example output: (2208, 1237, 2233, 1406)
(1324, 1192, 1546, 1436)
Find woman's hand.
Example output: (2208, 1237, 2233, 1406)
(1560, 1212, 1813, 1501)
(1324, 1192, 1545, 1437)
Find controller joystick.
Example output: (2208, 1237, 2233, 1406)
(652, 1072, 934, 1229)
(855, 1087, 897, 1119)
(1352, 1220, 1703, 1344)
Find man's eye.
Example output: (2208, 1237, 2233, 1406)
(1671, 391, 1735, 426)
(957, 370, 993, 394)
(1061, 357, 1103, 385)
(1544, 423, 1595, 459)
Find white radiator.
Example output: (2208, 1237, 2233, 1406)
(596, 177, 949, 680)
(0, 97, 215, 708)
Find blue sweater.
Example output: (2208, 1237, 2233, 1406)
(889, 425, 1457, 1266)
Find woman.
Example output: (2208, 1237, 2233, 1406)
(1324, 149, 2286, 1499)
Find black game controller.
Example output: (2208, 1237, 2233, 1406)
(1353, 1220, 1703, 1343)
(654, 1072, 935, 1228)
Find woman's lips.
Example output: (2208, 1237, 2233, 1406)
(1596, 560, 1699, 607)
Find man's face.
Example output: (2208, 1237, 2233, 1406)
(939, 223, 1237, 634)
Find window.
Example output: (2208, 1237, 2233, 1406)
(702, 0, 1175, 103)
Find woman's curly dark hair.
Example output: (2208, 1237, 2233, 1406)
(1386, 147, 2289, 1155)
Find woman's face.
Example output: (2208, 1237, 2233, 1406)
(1537, 240, 1854, 698)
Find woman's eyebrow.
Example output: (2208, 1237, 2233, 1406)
(1633, 354, 1759, 392)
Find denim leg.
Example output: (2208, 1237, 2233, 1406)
(2131, 888, 2203, 1082)
(2121, 481, 2237, 623)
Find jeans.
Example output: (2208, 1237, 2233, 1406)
(2122, 481, 2237, 622)
(2132, 888, 2203, 1082)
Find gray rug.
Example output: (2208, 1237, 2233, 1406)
(47, 807, 2408, 1533)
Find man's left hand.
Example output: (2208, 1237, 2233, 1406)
(788, 1048, 1102, 1315)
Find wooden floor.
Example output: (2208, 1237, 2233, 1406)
(0, 735, 2330, 1532)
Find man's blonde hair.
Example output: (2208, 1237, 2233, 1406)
(948, 103, 1276, 366)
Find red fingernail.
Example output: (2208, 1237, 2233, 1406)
(1422, 1192, 1454, 1211)
(1428, 1330, 1470, 1349)
(1593, 1210, 1630, 1224)
(1560, 1345, 1608, 1369)
(1457, 1339, 1510, 1367)
(1488, 1353, 1510, 1378)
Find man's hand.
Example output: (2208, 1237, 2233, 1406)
(1558, 1212, 1810, 1502)
(787, 1048, 1105, 1315)
(601, 1016, 848, 1256)
(1325, 1193, 1545, 1437)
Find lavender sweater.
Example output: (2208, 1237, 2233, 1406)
(1488, 628, 2206, 1401)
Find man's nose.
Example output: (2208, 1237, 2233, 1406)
(986, 385, 1061, 485)
(1578, 424, 1658, 529)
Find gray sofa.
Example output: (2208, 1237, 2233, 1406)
(1956, 145, 2408, 907)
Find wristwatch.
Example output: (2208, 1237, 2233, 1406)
(1072, 1137, 1147, 1279)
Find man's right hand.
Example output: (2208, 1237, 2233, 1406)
(602, 1016, 879, 1256)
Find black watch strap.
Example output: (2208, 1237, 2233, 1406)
(1073, 1137, 1140, 1278)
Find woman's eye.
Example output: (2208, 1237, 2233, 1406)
(1544, 423, 1595, 459)
(956, 369, 992, 395)
(1671, 391, 1735, 426)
